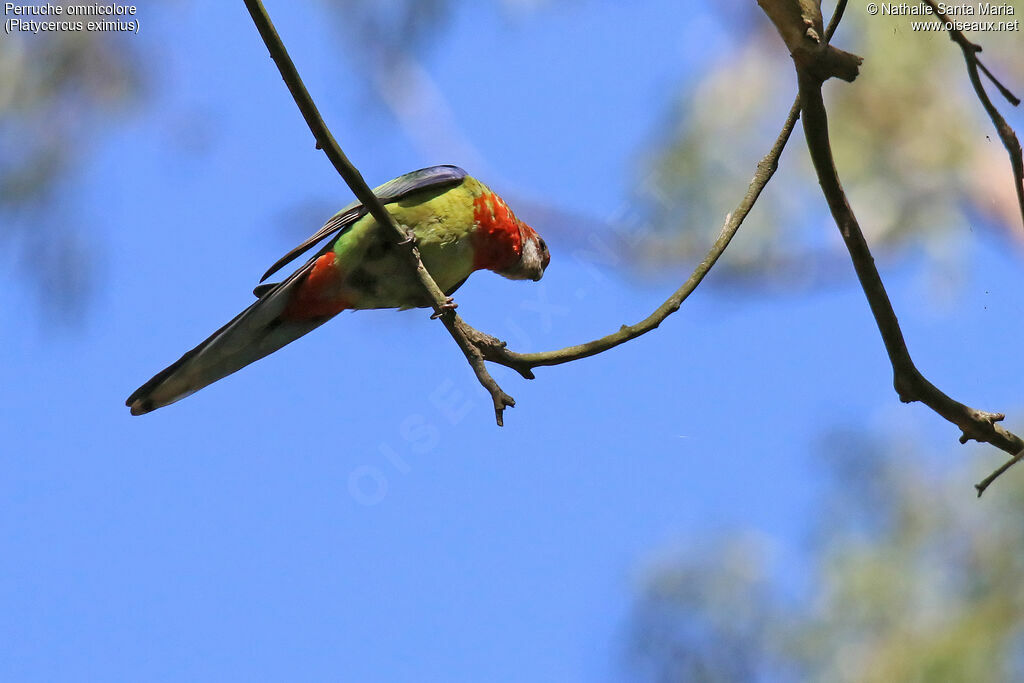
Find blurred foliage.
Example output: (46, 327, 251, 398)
(627, 429, 1024, 682)
(0, 22, 142, 319)
(632, 1, 1024, 287)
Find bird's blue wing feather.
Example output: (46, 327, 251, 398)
(258, 165, 467, 283)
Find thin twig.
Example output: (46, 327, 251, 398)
(477, 0, 850, 375)
(921, 0, 1024, 230)
(242, 0, 515, 425)
(759, 0, 1024, 496)
(479, 101, 800, 376)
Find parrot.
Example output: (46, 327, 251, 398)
(126, 165, 550, 416)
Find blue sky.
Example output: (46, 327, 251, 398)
(2, 2, 1023, 681)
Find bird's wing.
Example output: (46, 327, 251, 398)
(258, 165, 468, 283)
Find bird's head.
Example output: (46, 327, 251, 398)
(471, 187, 550, 282)
(499, 222, 550, 282)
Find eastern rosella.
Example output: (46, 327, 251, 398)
(126, 165, 549, 415)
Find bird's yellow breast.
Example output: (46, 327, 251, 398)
(328, 178, 489, 309)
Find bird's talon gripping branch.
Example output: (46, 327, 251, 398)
(430, 297, 458, 320)
(397, 227, 417, 246)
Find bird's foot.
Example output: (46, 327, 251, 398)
(398, 227, 417, 246)
(430, 297, 458, 319)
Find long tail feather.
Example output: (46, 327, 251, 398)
(126, 261, 332, 415)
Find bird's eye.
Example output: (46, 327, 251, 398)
(538, 238, 547, 251)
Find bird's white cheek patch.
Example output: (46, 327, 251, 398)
(496, 229, 545, 281)
(521, 238, 544, 280)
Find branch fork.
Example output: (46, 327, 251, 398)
(760, 0, 1024, 495)
(919, 0, 1024, 229)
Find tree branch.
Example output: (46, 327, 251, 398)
(757, 0, 861, 82)
(242, 0, 515, 425)
(478, 101, 800, 376)
(920, 0, 1024, 230)
(760, 0, 1024, 496)
(476, 0, 850, 375)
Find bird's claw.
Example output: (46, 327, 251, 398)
(430, 297, 458, 319)
(398, 227, 417, 246)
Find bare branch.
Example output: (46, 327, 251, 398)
(479, 100, 800, 376)
(921, 0, 1024, 230)
(760, 0, 1024, 495)
(477, 0, 851, 375)
(242, 0, 515, 425)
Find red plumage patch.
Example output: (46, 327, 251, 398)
(283, 252, 348, 320)
(472, 192, 522, 272)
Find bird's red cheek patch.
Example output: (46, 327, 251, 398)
(283, 252, 349, 320)
(472, 192, 522, 272)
